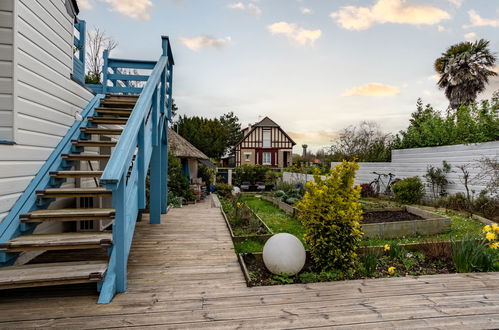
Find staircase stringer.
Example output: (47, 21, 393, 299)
(0, 95, 105, 266)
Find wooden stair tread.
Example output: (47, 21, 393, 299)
(95, 107, 133, 115)
(0, 232, 112, 252)
(21, 208, 114, 220)
(89, 117, 128, 124)
(0, 261, 108, 289)
(71, 140, 117, 147)
(50, 170, 103, 178)
(62, 154, 110, 161)
(80, 128, 123, 135)
(100, 100, 137, 107)
(36, 188, 112, 198)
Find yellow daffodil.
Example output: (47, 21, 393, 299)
(388, 266, 396, 275)
(492, 223, 499, 233)
(384, 244, 390, 252)
(236, 202, 242, 208)
(485, 232, 496, 241)
(483, 225, 492, 233)
(489, 242, 499, 249)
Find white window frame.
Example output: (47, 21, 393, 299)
(262, 152, 271, 165)
(263, 129, 271, 148)
(244, 152, 251, 162)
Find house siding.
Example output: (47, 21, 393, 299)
(0, 0, 14, 141)
(0, 0, 93, 224)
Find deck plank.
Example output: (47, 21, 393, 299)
(0, 196, 498, 328)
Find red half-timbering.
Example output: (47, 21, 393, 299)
(235, 117, 295, 168)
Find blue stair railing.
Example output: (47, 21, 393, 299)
(97, 36, 174, 304)
(73, 20, 86, 83)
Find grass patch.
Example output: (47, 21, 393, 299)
(234, 239, 265, 253)
(241, 195, 306, 249)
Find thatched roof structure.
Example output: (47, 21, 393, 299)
(168, 128, 209, 160)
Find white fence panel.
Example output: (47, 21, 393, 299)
(281, 141, 498, 197)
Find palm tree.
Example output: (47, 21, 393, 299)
(434, 39, 497, 109)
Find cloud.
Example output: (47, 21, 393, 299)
(99, 0, 152, 20)
(446, 0, 462, 8)
(343, 83, 400, 96)
(288, 130, 339, 147)
(267, 22, 321, 46)
(78, 0, 93, 10)
(330, 0, 450, 31)
(437, 25, 446, 32)
(464, 32, 477, 40)
(300, 7, 312, 15)
(228, 2, 262, 17)
(179, 36, 232, 51)
(463, 10, 499, 28)
(427, 74, 440, 82)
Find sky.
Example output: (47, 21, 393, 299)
(78, 0, 499, 152)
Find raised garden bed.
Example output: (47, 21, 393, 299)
(239, 241, 456, 286)
(362, 206, 451, 239)
(219, 196, 273, 244)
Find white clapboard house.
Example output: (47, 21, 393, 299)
(0, 0, 174, 303)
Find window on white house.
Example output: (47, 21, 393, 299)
(263, 152, 271, 165)
(245, 153, 251, 161)
(263, 129, 271, 148)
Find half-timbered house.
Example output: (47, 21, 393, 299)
(235, 117, 295, 168)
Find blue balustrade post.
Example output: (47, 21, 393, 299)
(167, 63, 173, 119)
(79, 20, 86, 70)
(152, 88, 159, 147)
(137, 121, 146, 210)
(112, 173, 127, 292)
(102, 49, 109, 94)
(161, 123, 168, 214)
(150, 143, 162, 224)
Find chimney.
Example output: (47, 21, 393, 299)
(302, 144, 308, 158)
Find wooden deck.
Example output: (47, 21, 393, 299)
(1, 196, 499, 329)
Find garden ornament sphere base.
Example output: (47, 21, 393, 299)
(263, 233, 306, 275)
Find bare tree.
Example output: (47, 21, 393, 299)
(475, 157, 499, 198)
(329, 121, 393, 162)
(86, 27, 118, 83)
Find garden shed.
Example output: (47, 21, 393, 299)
(168, 128, 215, 180)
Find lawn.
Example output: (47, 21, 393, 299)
(236, 194, 485, 252)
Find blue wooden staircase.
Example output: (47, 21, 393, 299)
(0, 37, 174, 304)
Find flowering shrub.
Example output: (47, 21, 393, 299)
(296, 161, 363, 271)
(451, 224, 499, 273)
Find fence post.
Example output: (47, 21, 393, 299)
(102, 49, 109, 94)
(161, 126, 168, 214)
(112, 173, 127, 292)
(150, 144, 162, 224)
(137, 121, 146, 210)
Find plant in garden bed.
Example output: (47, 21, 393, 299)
(220, 196, 268, 237)
(452, 224, 499, 273)
(296, 161, 363, 272)
(392, 177, 425, 204)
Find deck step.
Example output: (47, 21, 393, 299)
(100, 99, 137, 108)
(62, 154, 110, 161)
(36, 188, 112, 198)
(89, 117, 128, 125)
(81, 127, 123, 136)
(20, 208, 115, 223)
(0, 261, 108, 290)
(71, 140, 117, 147)
(95, 107, 133, 116)
(0, 232, 113, 252)
(50, 170, 103, 178)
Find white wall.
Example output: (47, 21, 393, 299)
(0, 0, 14, 141)
(0, 0, 94, 224)
(284, 141, 499, 198)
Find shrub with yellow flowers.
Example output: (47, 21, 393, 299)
(296, 161, 363, 271)
(483, 223, 499, 249)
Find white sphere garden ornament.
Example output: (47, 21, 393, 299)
(263, 233, 306, 275)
